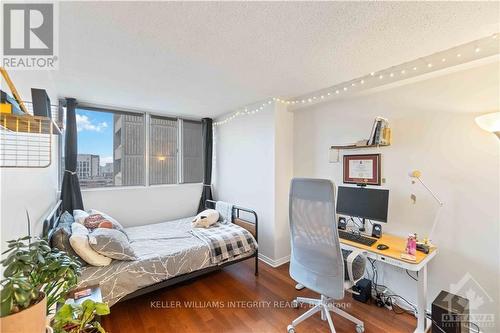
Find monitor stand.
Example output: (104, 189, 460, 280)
(358, 218, 366, 232)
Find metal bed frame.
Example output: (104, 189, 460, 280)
(43, 199, 259, 304)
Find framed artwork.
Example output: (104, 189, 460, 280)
(343, 154, 381, 185)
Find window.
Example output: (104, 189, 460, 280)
(61, 107, 203, 189)
(182, 120, 203, 183)
(149, 116, 178, 185)
(148, 117, 203, 185)
(74, 108, 145, 188)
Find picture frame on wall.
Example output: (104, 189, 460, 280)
(343, 154, 381, 185)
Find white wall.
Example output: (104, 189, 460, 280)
(214, 102, 293, 265)
(81, 183, 202, 227)
(0, 136, 59, 249)
(274, 102, 293, 261)
(214, 104, 277, 262)
(293, 61, 500, 331)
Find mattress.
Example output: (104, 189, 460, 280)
(77, 216, 255, 306)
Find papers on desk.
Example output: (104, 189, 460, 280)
(400, 253, 416, 262)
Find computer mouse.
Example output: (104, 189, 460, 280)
(377, 244, 389, 250)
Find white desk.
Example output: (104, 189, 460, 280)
(340, 233, 437, 333)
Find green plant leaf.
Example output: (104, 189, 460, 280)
(0, 295, 12, 317)
(93, 321, 107, 333)
(3, 264, 17, 277)
(54, 303, 73, 321)
(94, 302, 110, 316)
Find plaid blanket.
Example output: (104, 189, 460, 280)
(191, 223, 257, 264)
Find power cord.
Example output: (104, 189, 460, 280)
(367, 263, 481, 332)
(405, 269, 418, 281)
(348, 217, 363, 229)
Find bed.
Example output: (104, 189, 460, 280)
(43, 200, 259, 306)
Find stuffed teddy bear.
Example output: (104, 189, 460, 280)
(192, 209, 220, 228)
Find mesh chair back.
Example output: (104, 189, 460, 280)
(289, 178, 344, 299)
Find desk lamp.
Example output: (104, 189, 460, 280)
(475, 112, 500, 139)
(410, 170, 444, 247)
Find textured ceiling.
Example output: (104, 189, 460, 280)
(9, 1, 500, 117)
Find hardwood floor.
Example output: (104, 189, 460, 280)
(102, 260, 416, 333)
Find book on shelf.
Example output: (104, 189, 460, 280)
(369, 117, 391, 145)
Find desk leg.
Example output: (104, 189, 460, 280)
(415, 264, 429, 333)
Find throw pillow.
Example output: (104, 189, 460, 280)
(69, 223, 112, 266)
(50, 211, 83, 262)
(88, 228, 137, 261)
(84, 214, 111, 230)
(98, 220, 113, 229)
(73, 209, 89, 224)
(192, 209, 219, 228)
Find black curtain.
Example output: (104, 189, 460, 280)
(60, 98, 84, 213)
(197, 118, 213, 213)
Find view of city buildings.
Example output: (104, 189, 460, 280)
(77, 113, 145, 188)
(76, 110, 201, 188)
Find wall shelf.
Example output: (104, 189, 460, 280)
(1, 113, 61, 135)
(0, 113, 60, 168)
(330, 144, 390, 150)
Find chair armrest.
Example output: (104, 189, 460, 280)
(346, 249, 367, 286)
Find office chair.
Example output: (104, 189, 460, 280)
(288, 178, 366, 333)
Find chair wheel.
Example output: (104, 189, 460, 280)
(287, 324, 296, 333)
(291, 300, 299, 309)
(356, 324, 364, 333)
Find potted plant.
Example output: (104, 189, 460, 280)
(52, 299, 110, 333)
(0, 236, 81, 333)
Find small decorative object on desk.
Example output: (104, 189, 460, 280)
(401, 233, 417, 261)
(406, 233, 417, 255)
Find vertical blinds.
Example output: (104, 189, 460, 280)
(149, 116, 178, 185)
(182, 120, 203, 183)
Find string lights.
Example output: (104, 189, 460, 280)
(214, 33, 499, 127)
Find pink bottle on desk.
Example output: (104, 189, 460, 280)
(406, 234, 417, 256)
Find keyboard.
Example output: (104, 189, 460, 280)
(338, 230, 377, 246)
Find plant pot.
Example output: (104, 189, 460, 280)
(0, 292, 47, 333)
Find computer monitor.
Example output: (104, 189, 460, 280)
(336, 186, 389, 223)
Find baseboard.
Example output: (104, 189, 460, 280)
(258, 253, 290, 268)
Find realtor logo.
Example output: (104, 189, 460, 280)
(2, 2, 58, 69)
(4, 3, 53, 55)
